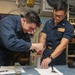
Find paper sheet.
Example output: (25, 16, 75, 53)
(0, 66, 25, 74)
(34, 67, 63, 75)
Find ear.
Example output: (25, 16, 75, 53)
(64, 12, 67, 17)
(23, 18, 26, 22)
(53, 10, 56, 14)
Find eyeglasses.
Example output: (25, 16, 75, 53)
(30, 26, 36, 32)
(54, 14, 65, 19)
(30, 27, 35, 31)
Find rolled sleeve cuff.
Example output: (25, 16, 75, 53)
(26, 42, 32, 50)
(63, 35, 73, 42)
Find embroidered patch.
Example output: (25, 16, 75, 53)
(57, 28, 65, 32)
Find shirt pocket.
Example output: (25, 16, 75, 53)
(55, 31, 64, 39)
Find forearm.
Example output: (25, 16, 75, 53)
(51, 38, 69, 59)
(51, 43, 66, 59)
(39, 37, 46, 48)
(39, 32, 46, 48)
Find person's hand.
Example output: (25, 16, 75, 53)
(37, 50, 43, 55)
(41, 57, 51, 69)
(35, 43, 43, 52)
(35, 50, 43, 59)
(30, 43, 44, 52)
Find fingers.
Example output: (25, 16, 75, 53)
(41, 58, 51, 69)
(30, 43, 43, 51)
(34, 43, 44, 52)
(37, 50, 43, 55)
(41, 60, 48, 69)
(37, 43, 43, 50)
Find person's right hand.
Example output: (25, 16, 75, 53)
(41, 57, 51, 69)
(30, 43, 44, 52)
(34, 43, 44, 52)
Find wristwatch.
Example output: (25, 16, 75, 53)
(48, 55, 53, 60)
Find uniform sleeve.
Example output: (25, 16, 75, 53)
(23, 33, 31, 42)
(41, 21, 48, 34)
(63, 24, 74, 42)
(0, 18, 31, 52)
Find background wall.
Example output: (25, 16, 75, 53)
(0, 0, 41, 15)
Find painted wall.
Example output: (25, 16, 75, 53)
(0, 0, 40, 15)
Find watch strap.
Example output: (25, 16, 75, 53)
(48, 55, 53, 60)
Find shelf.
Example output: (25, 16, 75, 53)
(68, 55, 75, 57)
(66, 5, 75, 63)
(69, 42, 75, 44)
(69, 17, 75, 19)
(69, 9, 75, 15)
(70, 12, 75, 15)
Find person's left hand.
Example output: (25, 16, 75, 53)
(41, 57, 51, 69)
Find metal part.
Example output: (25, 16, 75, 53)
(36, 55, 41, 68)
(14, 62, 22, 75)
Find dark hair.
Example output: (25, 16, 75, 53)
(54, 1, 68, 13)
(24, 11, 41, 27)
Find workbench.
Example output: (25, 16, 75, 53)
(1, 65, 75, 75)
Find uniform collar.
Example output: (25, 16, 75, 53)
(48, 18, 55, 29)
(16, 15, 22, 32)
(51, 18, 66, 28)
(57, 18, 66, 27)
